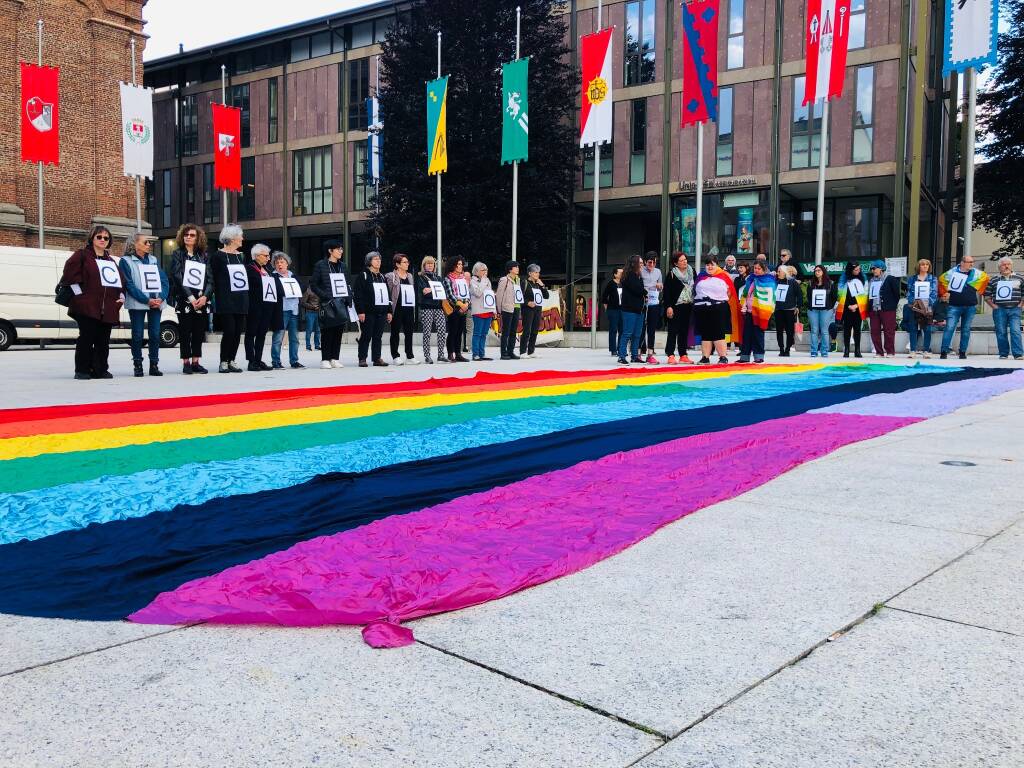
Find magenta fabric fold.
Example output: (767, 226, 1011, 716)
(130, 413, 918, 638)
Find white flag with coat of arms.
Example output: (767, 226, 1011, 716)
(119, 82, 154, 179)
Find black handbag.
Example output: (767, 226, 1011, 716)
(55, 251, 86, 307)
(319, 297, 349, 329)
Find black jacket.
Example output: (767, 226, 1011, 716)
(663, 269, 694, 308)
(621, 272, 646, 314)
(210, 249, 249, 315)
(353, 269, 391, 316)
(806, 281, 838, 311)
(601, 279, 623, 309)
(168, 249, 214, 310)
(774, 277, 802, 312)
(872, 274, 902, 311)
(245, 258, 277, 325)
(310, 258, 353, 306)
(416, 271, 444, 308)
(522, 279, 549, 309)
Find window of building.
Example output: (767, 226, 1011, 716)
(229, 83, 250, 148)
(185, 167, 196, 221)
(630, 99, 646, 185)
(849, 0, 866, 50)
(791, 76, 827, 169)
(727, 0, 744, 69)
(290, 36, 310, 63)
(293, 146, 332, 215)
(235, 50, 252, 75)
(375, 17, 393, 42)
(180, 94, 198, 157)
(624, 0, 656, 86)
(354, 143, 371, 210)
(348, 58, 370, 131)
(582, 144, 613, 190)
(351, 21, 374, 48)
(310, 31, 331, 58)
(145, 177, 155, 228)
(853, 66, 874, 163)
(161, 170, 172, 228)
(333, 29, 346, 52)
(268, 78, 279, 144)
(238, 157, 256, 221)
(716, 87, 734, 176)
(202, 163, 220, 225)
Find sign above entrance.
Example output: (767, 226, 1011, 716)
(677, 177, 757, 192)
(798, 260, 875, 276)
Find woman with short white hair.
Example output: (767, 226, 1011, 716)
(210, 223, 248, 372)
(244, 243, 276, 371)
(469, 261, 496, 361)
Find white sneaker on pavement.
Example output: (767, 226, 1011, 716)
(330, 359, 344, 368)
(392, 357, 405, 366)
(320, 360, 332, 369)
(406, 358, 421, 365)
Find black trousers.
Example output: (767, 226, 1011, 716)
(639, 305, 662, 353)
(321, 324, 344, 361)
(390, 306, 415, 360)
(446, 312, 466, 356)
(218, 313, 246, 362)
(74, 315, 113, 375)
(358, 312, 387, 362)
(177, 311, 207, 359)
(775, 310, 796, 353)
(244, 310, 271, 363)
(664, 303, 692, 356)
(842, 307, 862, 352)
(501, 309, 520, 357)
(520, 306, 542, 354)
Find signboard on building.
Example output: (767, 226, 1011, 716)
(736, 207, 754, 255)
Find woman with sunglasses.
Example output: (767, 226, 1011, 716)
(168, 223, 213, 374)
(61, 226, 124, 379)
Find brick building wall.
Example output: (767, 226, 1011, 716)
(0, 0, 146, 250)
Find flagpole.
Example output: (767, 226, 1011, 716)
(436, 32, 443, 268)
(375, 54, 381, 250)
(963, 67, 976, 259)
(512, 6, 521, 264)
(130, 37, 142, 233)
(221, 64, 229, 226)
(36, 19, 45, 249)
(590, 0, 602, 350)
(695, 121, 703, 271)
(814, 99, 829, 265)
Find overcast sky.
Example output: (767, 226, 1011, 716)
(143, 0, 374, 60)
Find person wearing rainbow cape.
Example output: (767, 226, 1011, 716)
(938, 255, 990, 360)
(837, 262, 869, 358)
(737, 261, 776, 363)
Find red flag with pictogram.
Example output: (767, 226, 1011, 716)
(212, 103, 241, 191)
(21, 62, 59, 165)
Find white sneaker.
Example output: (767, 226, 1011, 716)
(922, 351, 932, 359)
(392, 357, 405, 366)
(330, 359, 344, 368)
(406, 358, 421, 365)
(320, 360, 332, 370)
(908, 351, 918, 359)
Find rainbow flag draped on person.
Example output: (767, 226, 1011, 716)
(739, 273, 777, 330)
(835, 276, 869, 322)
(937, 267, 990, 299)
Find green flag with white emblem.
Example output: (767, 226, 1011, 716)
(501, 57, 529, 165)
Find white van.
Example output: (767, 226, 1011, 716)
(0, 246, 179, 351)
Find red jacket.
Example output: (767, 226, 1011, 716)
(62, 248, 124, 324)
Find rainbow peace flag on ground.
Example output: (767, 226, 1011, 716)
(1, 364, 1021, 647)
(739, 274, 777, 330)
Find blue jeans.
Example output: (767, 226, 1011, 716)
(941, 304, 976, 355)
(807, 309, 832, 356)
(618, 311, 643, 359)
(272, 310, 300, 365)
(128, 308, 161, 363)
(305, 310, 320, 349)
(909, 316, 932, 352)
(472, 315, 490, 358)
(993, 306, 1023, 357)
(606, 308, 623, 353)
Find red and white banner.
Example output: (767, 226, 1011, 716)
(212, 103, 241, 191)
(579, 27, 614, 147)
(803, 0, 852, 104)
(20, 62, 59, 165)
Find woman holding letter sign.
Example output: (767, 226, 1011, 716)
(416, 255, 448, 364)
(310, 240, 352, 369)
(806, 265, 836, 358)
(61, 226, 124, 380)
(519, 264, 549, 359)
(906, 259, 937, 358)
(443, 257, 471, 363)
(210, 224, 249, 373)
(169, 224, 213, 374)
(837, 262, 868, 358)
(773, 265, 801, 357)
(243, 244, 277, 372)
(270, 251, 304, 369)
(353, 251, 393, 367)
(385, 253, 420, 366)
(469, 262, 497, 361)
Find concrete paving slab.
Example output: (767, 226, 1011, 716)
(890, 522, 1024, 636)
(632, 609, 1024, 768)
(0, 624, 659, 768)
(0, 614, 180, 677)
(412, 500, 979, 737)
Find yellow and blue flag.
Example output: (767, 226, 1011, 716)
(426, 76, 448, 175)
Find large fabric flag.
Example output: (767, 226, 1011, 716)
(579, 28, 613, 147)
(938, 266, 991, 298)
(426, 76, 448, 175)
(367, 96, 383, 184)
(501, 57, 529, 164)
(738, 273, 777, 330)
(942, 0, 999, 74)
(803, 0, 853, 104)
(680, 0, 720, 126)
(20, 62, 59, 165)
(119, 82, 154, 179)
(212, 103, 241, 191)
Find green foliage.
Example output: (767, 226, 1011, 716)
(373, 0, 575, 275)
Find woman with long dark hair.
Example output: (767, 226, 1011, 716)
(61, 225, 123, 379)
(806, 264, 836, 358)
(385, 252, 419, 365)
(617, 254, 646, 364)
(443, 256, 470, 363)
(168, 223, 213, 374)
(837, 261, 868, 358)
